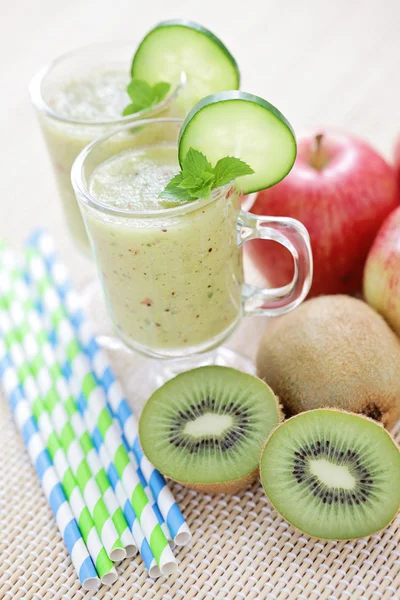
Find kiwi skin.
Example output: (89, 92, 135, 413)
(174, 469, 258, 495)
(139, 375, 282, 495)
(256, 295, 400, 429)
(259, 408, 400, 541)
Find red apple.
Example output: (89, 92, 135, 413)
(246, 131, 399, 297)
(364, 206, 400, 336)
(395, 136, 400, 191)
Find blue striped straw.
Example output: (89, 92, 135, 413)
(120, 433, 175, 549)
(72, 392, 162, 578)
(27, 229, 191, 547)
(0, 340, 100, 591)
(89, 421, 162, 578)
(0, 274, 118, 584)
(24, 277, 162, 578)
(24, 248, 168, 576)
(5, 264, 136, 560)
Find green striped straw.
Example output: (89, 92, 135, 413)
(26, 248, 177, 576)
(0, 338, 101, 590)
(7, 261, 137, 559)
(80, 406, 162, 578)
(0, 272, 117, 585)
(25, 257, 163, 577)
(29, 230, 190, 548)
(22, 259, 162, 576)
(0, 256, 126, 564)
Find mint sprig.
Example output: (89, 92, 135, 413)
(122, 79, 171, 116)
(159, 148, 254, 202)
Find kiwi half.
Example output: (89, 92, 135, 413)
(260, 409, 400, 540)
(139, 366, 281, 493)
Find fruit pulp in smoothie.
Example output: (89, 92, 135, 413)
(37, 70, 130, 254)
(84, 145, 243, 354)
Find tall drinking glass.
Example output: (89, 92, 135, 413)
(29, 43, 183, 255)
(72, 118, 313, 390)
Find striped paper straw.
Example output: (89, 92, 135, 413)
(0, 263, 126, 564)
(0, 291, 117, 585)
(27, 230, 191, 547)
(0, 340, 100, 590)
(64, 372, 161, 579)
(7, 266, 137, 560)
(30, 278, 162, 578)
(36, 303, 162, 580)
(89, 414, 161, 579)
(121, 433, 175, 549)
(25, 248, 177, 575)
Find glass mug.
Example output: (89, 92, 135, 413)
(72, 118, 313, 362)
(29, 43, 184, 255)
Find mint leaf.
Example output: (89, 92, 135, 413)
(192, 180, 214, 200)
(179, 172, 214, 191)
(159, 186, 192, 202)
(181, 148, 214, 180)
(159, 147, 254, 203)
(127, 79, 153, 106)
(123, 79, 171, 116)
(213, 156, 254, 187)
(122, 103, 144, 116)
(158, 174, 194, 202)
(153, 82, 171, 103)
(162, 173, 185, 191)
(179, 174, 202, 189)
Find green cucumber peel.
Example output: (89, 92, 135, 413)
(132, 20, 240, 86)
(130, 20, 240, 111)
(178, 91, 297, 194)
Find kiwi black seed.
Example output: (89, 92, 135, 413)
(260, 409, 400, 540)
(139, 366, 281, 493)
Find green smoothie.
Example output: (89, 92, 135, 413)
(37, 70, 131, 254)
(84, 145, 243, 354)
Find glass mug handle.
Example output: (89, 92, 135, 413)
(238, 211, 313, 316)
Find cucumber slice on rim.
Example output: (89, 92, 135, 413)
(131, 20, 240, 112)
(178, 91, 297, 194)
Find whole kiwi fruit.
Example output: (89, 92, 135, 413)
(256, 295, 400, 428)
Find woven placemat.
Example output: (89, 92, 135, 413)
(1, 379, 400, 600)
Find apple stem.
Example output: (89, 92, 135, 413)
(310, 133, 326, 170)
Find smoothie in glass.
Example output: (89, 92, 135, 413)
(84, 144, 243, 353)
(29, 44, 177, 255)
(73, 117, 313, 362)
(31, 22, 241, 256)
(35, 69, 130, 253)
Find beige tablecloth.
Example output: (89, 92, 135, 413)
(1, 0, 400, 597)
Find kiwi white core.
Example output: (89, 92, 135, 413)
(183, 413, 233, 437)
(310, 459, 356, 490)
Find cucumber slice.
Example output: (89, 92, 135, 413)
(178, 91, 297, 193)
(131, 20, 240, 112)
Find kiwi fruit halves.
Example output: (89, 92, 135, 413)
(139, 366, 281, 493)
(260, 409, 400, 540)
(256, 295, 400, 428)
